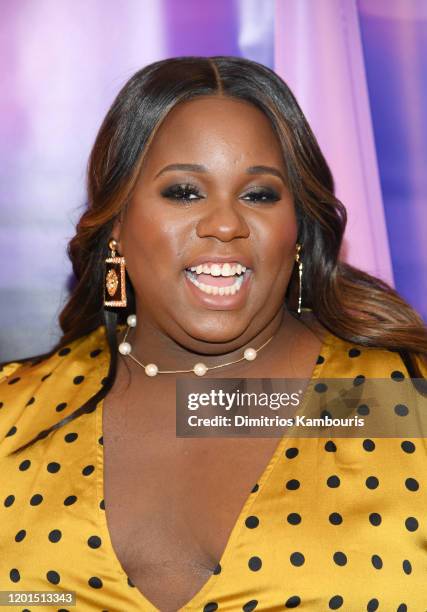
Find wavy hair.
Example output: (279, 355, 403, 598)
(7, 56, 427, 451)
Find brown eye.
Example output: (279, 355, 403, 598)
(241, 188, 280, 203)
(161, 183, 202, 203)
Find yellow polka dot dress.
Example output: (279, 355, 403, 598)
(0, 325, 426, 611)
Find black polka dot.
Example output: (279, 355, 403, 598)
(348, 348, 361, 358)
(73, 375, 85, 385)
(10, 568, 20, 582)
(357, 404, 370, 416)
(203, 604, 218, 612)
(26, 397, 35, 406)
(402, 559, 412, 574)
(287, 513, 302, 525)
(87, 535, 102, 548)
(64, 495, 77, 506)
(285, 595, 301, 608)
(248, 556, 262, 571)
(64, 432, 78, 443)
(401, 441, 415, 453)
(90, 349, 103, 358)
(15, 529, 26, 542)
(127, 576, 135, 587)
(327, 475, 340, 488)
(314, 383, 327, 393)
(58, 347, 71, 356)
(41, 373, 52, 381)
(286, 479, 300, 490)
(290, 552, 305, 566)
(38, 429, 50, 440)
(329, 512, 343, 525)
(333, 552, 347, 566)
(8, 377, 20, 385)
(320, 409, 332, 421)
(99, 499, 105, 510)
(19, 459, 31, 471)
(366, 476, 379, 489)
(47, 570, 60, 584)
(328, 595, 344, 609)
(251, 483, 259, 493)
(397, 605, 407, 612)
(391, 370, 405, 381)
(98, 436, 104, 445)
(82, 465, 95, 476)
(56, 402, 67, 412)
(6, 426, 17, 437)
(245, 516, 259, 529)
(30, 494, 43, 506)
(325, 441, 337, 452)
(285, 447, 299, 459)
(88, 576, 103, 589)
(48, 529, 62, 543)
(405, 516, 418, 531)
(363, 439, 375, 452)
(316, 355, 325, 364)
(369, 513, 382, 526)
(353, 375, 365, 386)
(394, 404, 409, 417)
(405, 477, 419, 491)
(242, 600, 258, 612)
(4, 494, 15, 507)
(367, 599, 379, 611)
(371, 554, 383, 569)
(213, 563, 221, 575)
(47, 462, 61, 473)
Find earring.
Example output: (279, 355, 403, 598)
(295, 243, 303, 315)
(104, 239, 127, 307)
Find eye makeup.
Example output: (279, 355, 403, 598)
(160, 183, 281, 205)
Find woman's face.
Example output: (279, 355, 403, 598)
(113, 96, 298, 350)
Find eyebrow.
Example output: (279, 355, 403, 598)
(154, 163, 286, 183)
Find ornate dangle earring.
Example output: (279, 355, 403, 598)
(295, 242, 303, 315)
(104, 239, 127, 307)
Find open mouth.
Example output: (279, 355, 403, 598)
(183, 262, 250, 296)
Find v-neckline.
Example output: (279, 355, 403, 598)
(95, 328, 333, 611)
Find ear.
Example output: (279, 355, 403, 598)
(110, 216, 122, 251)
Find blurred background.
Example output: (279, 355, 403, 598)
(1, 0, 426, 360)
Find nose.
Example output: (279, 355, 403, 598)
(196, 201, 250, 242)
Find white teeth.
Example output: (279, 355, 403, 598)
(185, 270, 246, 295)
(188, 262, 247, 276)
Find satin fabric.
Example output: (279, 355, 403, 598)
(0, 325, 426, 611)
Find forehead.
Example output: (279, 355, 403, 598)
(142, 95, 284, 168)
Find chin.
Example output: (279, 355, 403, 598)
(181, 317, 250, 347)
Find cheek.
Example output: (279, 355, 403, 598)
(121, 201, 188, 284)
(256, 208, 298, 269)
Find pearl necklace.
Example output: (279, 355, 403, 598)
(118, 314, 274, 377)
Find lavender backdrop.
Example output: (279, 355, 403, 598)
(0, 0, 425, 361)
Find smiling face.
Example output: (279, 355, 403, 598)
(112, 95, 298, 350)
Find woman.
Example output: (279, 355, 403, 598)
(1, 56, 426, 612)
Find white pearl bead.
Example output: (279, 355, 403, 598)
(118, 341, 132, 355)
(145, 363, 158, 377)
(127, 314, 137, 327)
(244, 347, 257, 361)
(193, 363, 208, 376)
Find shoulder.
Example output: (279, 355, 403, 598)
(0, 325, 110, 456)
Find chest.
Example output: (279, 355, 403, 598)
(102, 391, 280, 611)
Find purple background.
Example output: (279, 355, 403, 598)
(0, 0, 425, 360)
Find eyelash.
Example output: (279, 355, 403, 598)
(161, 183, 280, 204)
